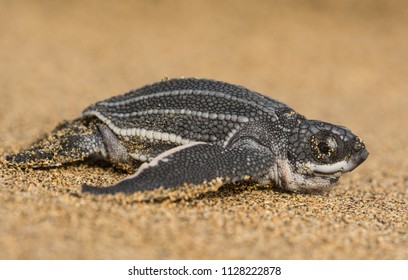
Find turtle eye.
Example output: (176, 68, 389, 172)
(317, 141, 331, 155)
(311, 133, 339, 163)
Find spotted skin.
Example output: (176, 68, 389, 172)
(4, 78, 369, 194)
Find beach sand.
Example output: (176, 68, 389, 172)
(0, 0, 406, 259)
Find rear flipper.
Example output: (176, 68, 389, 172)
(82, 139, 274, 194)
(3, 119, 105, 168)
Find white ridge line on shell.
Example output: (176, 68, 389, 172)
(108, 109, 250, 123)
(82, 110, 192, 145)
(222, 128, 238, 147)
(96, 89, 277, 119)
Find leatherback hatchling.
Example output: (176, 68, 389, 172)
(4, 78, 368, 194)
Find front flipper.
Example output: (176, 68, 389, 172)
(82, 139, 274, 194)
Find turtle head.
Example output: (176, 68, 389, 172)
(282, 120, 368, 192)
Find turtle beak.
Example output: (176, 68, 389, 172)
(348, 147, 369, 172)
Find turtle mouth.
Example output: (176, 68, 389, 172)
(306, 148, 369, 177)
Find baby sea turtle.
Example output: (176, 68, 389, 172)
(4, 78, 368, 194)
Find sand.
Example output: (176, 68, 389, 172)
(0, 0, 406, 259)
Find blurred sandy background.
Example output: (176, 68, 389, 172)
(0, 0, 406, 259)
